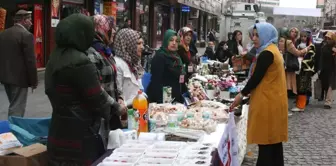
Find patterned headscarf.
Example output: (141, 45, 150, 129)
(93, 15, 114, 44)
(114, 28, 144, 78)
(178, 27, 193, 51)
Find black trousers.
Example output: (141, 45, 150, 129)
(257, 142, 284, 166)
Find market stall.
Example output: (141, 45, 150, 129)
(95, 58, 250, 166)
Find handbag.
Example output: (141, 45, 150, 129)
(284, 40, 300, 72)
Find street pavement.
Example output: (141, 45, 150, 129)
(242, 99, 336, 166)
(1, 47, 336, 165)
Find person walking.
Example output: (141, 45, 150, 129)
(0, 10, 37, 117)
(319, 32, 336, 109)
(231, 23, 288, 166)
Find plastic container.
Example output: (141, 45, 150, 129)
(179, 149, 212, 156)
(127, 109, 139, 131)
(103, 156, 139, 163)
(133, 90, 149, 134)
(136, 158, 175, 165)
(173, 159, 211, 166)
(98, 162, 135, 166)
(113, 148, 146, 154)
(152, 141, 186, 150)
(146, 148, 179, 154)
(143, 152, 178, 159)
(135, 164, 172, 166)
(110, 152, 143, 158)
(167, 114, 178, 129)
(149, 119, 156, 132)
(202, 111, 211, 120)
(176, 111, 185, 122)
(120, 143, 148, 149)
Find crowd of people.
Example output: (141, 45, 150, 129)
(1, 10, 336, 166)
(203, 25, 336, 112)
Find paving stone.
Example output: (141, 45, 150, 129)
(242, 98, 336, 166)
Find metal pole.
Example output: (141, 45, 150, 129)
(334, 3, 336, 26)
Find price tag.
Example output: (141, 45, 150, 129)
(179, 75, 185, 83)
(188, 65, 193, 73)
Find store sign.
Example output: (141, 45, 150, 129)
(316, 0, 324, 8)
(103, 1, 117, 22)
(34, 4, 43, 68)
(179, 0, 221, 16)
(51, 0, 60, 27)
(94, 0, 102, 14)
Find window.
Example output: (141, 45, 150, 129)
(245, 5, 251, 11)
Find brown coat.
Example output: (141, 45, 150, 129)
(248, 44, 288, 145)
(0, 25, 37, 88)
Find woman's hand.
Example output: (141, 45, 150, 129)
(332, 47, 336, 53)
(118, 99, 127, 115)
(230, 93, 243, 110)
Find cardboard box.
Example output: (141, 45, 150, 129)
(0, 143, 47, 166)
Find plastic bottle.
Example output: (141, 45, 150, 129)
(132, 90, 149, 134)
(127, 109, 139, 131)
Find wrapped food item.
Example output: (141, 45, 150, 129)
(180, 118, 217, 133)
(0, 8, 6, 31)
(188, 81, 208, 101)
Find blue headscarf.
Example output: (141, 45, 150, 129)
(255, 22, 278, 54)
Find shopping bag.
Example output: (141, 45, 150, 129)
(218, 112, 239, 166)
(311, 73, 321, 99)
(8, 116, 50, 146)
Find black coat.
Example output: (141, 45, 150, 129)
(204, 47, 216, 60)
(0, 25, 37, 88)
(320, 44, 336, 90)
(45, 14, 111, 166)
(215, 41, 232, 63)
(146, 51, 187, 104)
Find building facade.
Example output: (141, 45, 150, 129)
(0, 0, 225, 69)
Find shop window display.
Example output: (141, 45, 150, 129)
(61, 2, 89, 19)
(139, 0, 149, 44)
(116, 0, 130, 30)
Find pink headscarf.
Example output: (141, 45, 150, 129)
(93, 15, 115, 44)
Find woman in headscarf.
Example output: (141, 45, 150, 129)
(284, 27, 308, 98)
(246, 25, 257, 78)
(178, 27, 198, 82)
(114, 28, 144, 107)
(45, 14, 114, 166)
(231, 23, 288, 166)
(291, 38, 315, 111)
(146, 29, 187, 103)
(319, 31, 336, 109)
(87, 15, 125, 131)
(291, 31, 314, 112)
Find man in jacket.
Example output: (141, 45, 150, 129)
(0, 10, 37, 117)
